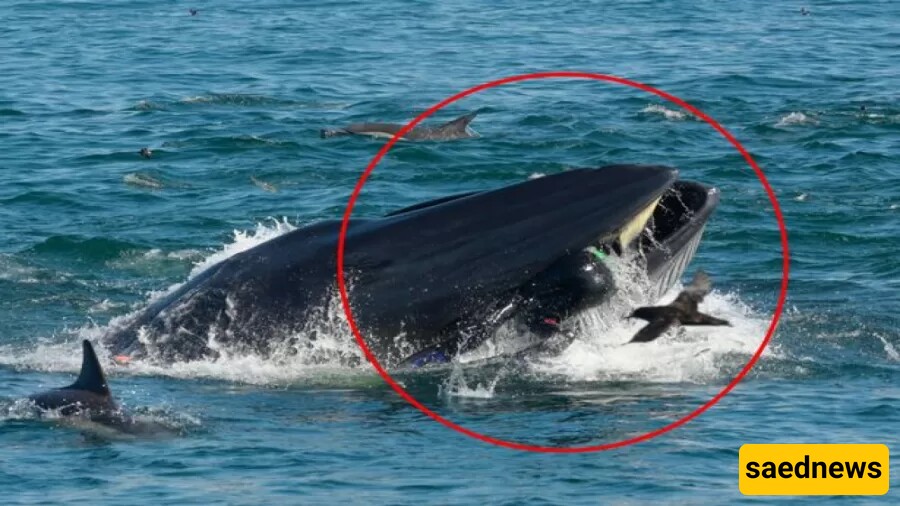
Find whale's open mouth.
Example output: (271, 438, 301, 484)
(584, 179, 719, 308)
(638, 180, 719, 300)
(560, 177, 718, 285)
(391, 172, 720, 368)
(409, 180, 721, 368)
(590, 178, 718, 258)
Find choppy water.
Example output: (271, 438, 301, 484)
(1, 0, 898, 503)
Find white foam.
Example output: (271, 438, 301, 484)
(180, 95, 212, 104)
(2, 290, 771, 390)
(440, 364, 503, 399)
(455, 258, 773, 386)
(0, 309, 372, 388)
(0, 396, 201, 437)
(776, 111, 818, 127)
(88, 299, 125, 313)
(874, 333, 899, 362)
(250, 175, 278, 193)
(123, 172, 164, 190)
(0, 339, 91, 375)
(1, 219, 373, 387)
(188, 218, 296, 277)
(0, 255, 41, 284)
(2, 219, 773, 389)
(642, 104, 688, 121)
(139, 248, 203, 261)
(529, 287, 774, 383)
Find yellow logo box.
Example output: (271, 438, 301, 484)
(739, 444, 889, 496)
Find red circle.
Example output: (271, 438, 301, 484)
(336, 71, 791, 453)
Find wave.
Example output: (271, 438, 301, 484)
(450, 257, 775, 392)
(775, 111, 818, 127)
(0, 255, 45, 284)
(127, 100, 167, 112)
(641, 104, 690, 121)
(123, 171, 195, 191)
(250, 175, 278, 193)
(528, 289, 773, 384)
(1, 220, 788, 393)
(24, 235, 143, 262)
(131, 93, 324, 110)
(13, 235, 202, 280)
(160, 134, 301, 152)
(123, 172, 165, 190)
(0, 191, 101, 211)
(0, 397, 201, 439)
(178, 93, 307, 107)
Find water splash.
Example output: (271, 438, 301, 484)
(188, 218, 296, 277)
(874, 333, 899, 362)
(441, 364, 504, 399)
(642, 104, 688, 121)
(0, 397, 201, 439)
(123, 172, 165, 190)
(250, 175, 278, 193)
(531, 288, 773, 383)
(776, 111, 818, 127)
(2, 219, 774, 390)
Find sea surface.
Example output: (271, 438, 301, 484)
(1, 0, 898, 504)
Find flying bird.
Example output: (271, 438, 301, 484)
(627, 270, 730, 343)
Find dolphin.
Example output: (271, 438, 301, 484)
(627, 270, 730, 343)
(104, 164, 720, 368)
(28, 340, 128, 425)
(24, 340, 181, 436)
(320, 110, 480, 141)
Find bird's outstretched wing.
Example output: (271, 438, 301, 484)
(670, 270, 712, 313)
(628, 314, 678, 343)
(682, 311, 730, 326)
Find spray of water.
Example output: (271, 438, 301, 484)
(1, 219, 773, 391)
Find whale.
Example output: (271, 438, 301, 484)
(103, 164, 719, 368)
(320, 110, 480, 141)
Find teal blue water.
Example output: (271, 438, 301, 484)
(2, 1, 898, 503)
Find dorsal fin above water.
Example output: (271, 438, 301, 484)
(67, 340, 110, 396)
(437, 110, 480, 134)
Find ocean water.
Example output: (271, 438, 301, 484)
(1, 0, 898, 503)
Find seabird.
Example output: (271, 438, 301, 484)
(627, 270, 730, 343)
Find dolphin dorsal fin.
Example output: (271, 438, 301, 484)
(67, 340, 111, 396)
(438, 110, 480, 134)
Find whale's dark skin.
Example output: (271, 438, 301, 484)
(320, 110, 480, 141)
(105, 164, 719, 368)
